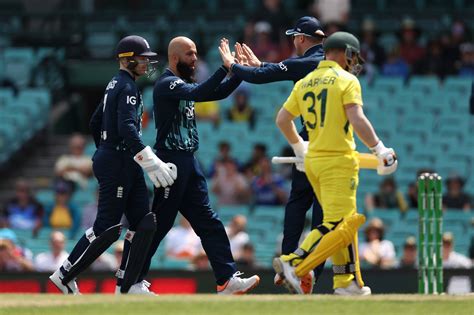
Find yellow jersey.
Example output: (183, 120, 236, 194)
(283, 60, 363, 157)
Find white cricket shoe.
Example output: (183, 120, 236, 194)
(217, 271, 260, 295)
(272, 257, 303, 294)
(274, 271, 314, 294)
(115, 280, 156, 295)
(334, 281, 372, 296)
(49, 269, 80, 295)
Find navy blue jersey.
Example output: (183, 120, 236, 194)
(231, 44, 324, 140)
(152, 67, 241, 153)
(90, 70, 145, 155)
(231, 44, 324, 84)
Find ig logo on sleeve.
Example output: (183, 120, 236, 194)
(126, 95, 137, 105)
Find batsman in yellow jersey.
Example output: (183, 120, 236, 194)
(273, 32, 398, 295)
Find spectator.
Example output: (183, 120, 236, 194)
(44, 179, 80, 239)
(55, 133, 93, 190)
(91, 240, 123, 271)
(235, 243, 259, 269)
(442, 232, 471, 269)
(382, 46, 410, 79)
(225, 215, 250, 259)
(398, 18, 425, 66)
(253, 0, 290, 44)
(243, 143, 267, 178)
(413, 39, 447, 78)
(458, 42, 474, 77)
(1, 179, 44, 237)
(195, 100, 220, 127)
(251, 21, 280, 63)
(208, 141, 240, 178)
(365, 177, 408, 213)
(359, 19, 386, 80)
(469, 235, 474, 264)
(251, 157, 288, 206)
(443, 175, 471, 211)
(211, 160, 251, 206)
(312, 0, 350, 26)
(0, 239, 34, 272)
(397, 236, 417, 268)
(227, 87, 256, 129)
(406, 182, 418, 208)
(190, 251, 210, 271)
(359, 218, 396, 269)
(34, 231, 69, 272)
(164, 216, 202, 260)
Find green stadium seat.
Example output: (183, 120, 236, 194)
(0, 88, 14, 107)
(408, 76, 440, 94)
(3, 48, 35, 87)
(443, 76, 472, 95)
(142, 87, 153, 112)
(85, 32, 118, 59)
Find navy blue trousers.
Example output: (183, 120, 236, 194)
(92, 148, 149, 232)
(282, 165, 325, 280)
(66, 148, 149, 266)
(140, 151, 236, 284)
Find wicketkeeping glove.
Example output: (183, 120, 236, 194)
(290, 137, 308, 173)
(134, 146, 178, 188)
(369, 141, 398, 175)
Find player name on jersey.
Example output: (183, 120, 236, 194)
(300, 76, 337, 89)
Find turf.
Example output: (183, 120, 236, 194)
(0, 294, 473, 315)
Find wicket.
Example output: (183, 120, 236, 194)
(417, 173, 443, 294)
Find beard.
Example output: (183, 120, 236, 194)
(177, 60, 195, 82)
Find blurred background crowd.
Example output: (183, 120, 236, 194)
(0, 0, 473, 275)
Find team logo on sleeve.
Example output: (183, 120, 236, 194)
(169, 79, 184, 90)
(278, 62, 288, 72)
(126, 95, 137, 105)
(106, 79, 117, 90)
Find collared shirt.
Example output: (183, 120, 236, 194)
(152, 67, 241, 153)
(89, 70, 145, 155)
(283, 60, 363, 157)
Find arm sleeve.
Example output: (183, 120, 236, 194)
(117, 85, 146, 155)
(282, 82, 301, 117)
(160, 67, 230, 102)
(89, 101, 104, 148)
(342, 78, 363, 106)
(231, 59, 302, 84)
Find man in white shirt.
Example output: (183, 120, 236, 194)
(359, 218, 396, 269)
(34, 231, 69, 272)
(225, 215, 250, 260)
(55, 134, 93, 189)
(165, 216, 202, 259)
(443, 232, 472, 269)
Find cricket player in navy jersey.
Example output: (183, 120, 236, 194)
(219, 16, 326, 293)
(136, 36, 260, 294)
(49, 35, 177, 295)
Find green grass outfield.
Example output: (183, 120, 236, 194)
(0, 294, 473, 315)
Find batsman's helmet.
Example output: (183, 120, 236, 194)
(323, 31, 365, 74)
(116, 35, 158, 76)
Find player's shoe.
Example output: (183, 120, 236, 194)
(272, 257, 303, 294)
(274, 271, 314, 294)
(217, 271, 260, 295)
(334, 281, 371, 296)
(49, 269, 80, 295)
(115, 280, 156, 295)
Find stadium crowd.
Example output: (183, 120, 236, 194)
(0, 0, 473, 273)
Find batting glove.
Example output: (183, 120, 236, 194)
(134, 146, 178, 188)
(369, 141, 398, 175)
(290, 137, 308, 173)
